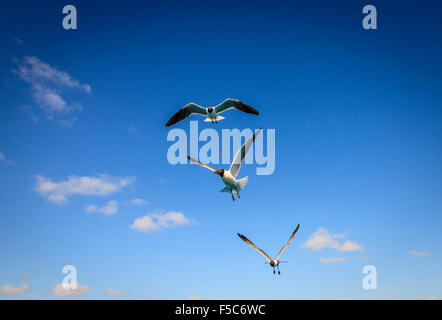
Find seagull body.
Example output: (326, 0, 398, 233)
(187, 129, 261, 201)
(220, 170, 246, 193)
(237, 224, 300, 275)
(165, 98, 259, 127)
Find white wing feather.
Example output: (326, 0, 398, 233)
(229, 129, 262, 178)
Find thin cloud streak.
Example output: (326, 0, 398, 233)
(0, 283, 30, 296)
(132, 211, 195, 233)
(319, 257, 348, 264)
(303, 228, 364, 252)
(86, 200, 118, 215)
(35, 174, 135, 205)
(13, 56, 91, 124)
(409, 250, 429, 257)
(52, 282, 91, 297)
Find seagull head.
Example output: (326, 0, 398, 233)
(214, 169, 224, 177)
(270, 260, 275, 267)
(207, 107, 214, 113)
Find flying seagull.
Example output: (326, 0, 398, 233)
(237, 224, 300, 275)
(165, 98, 259, 127)
(187, 128, 262, 201)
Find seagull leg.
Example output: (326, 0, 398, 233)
(231, 192, 235, 201)
(236, 191, 240, 198)
(277, 266, 281, 275)
(273, 269, 275, 274)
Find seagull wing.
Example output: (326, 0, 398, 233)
(214, 99, 259, 115)
(237, 233, 272, 263)
(229, 128, 262, 178)
(275, 224, 300, 261)
(187, 156, 216, 172)
(165, 103, 207, 127)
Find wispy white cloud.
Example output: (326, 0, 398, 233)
(16, 56, 91, 94)
(128, 125, 147, 139)
(105, 288, 127, 297)
(128, 125, 138, 133)
(187, 296, 203, 300)
(86, 200, 118, 215)
(409, 250, 429, 257)
(132, 211, 194, 233)
(153, 285, 164, 290)
(35, 174, 135, 205)
(128, 198, 148, 206)
(55, 117, 78, 128)
(425, 296, 440, 300)
(339, 240, 364, 252)
(52, 282, 91, 297)
(22, 274, 32, 280)
(0, 283, 30, 296)
(303, 228, 364, 252)
(14, 56, 90, 124)
(0, 151, 16, 165)
(14, 37, 24, 45)
(85, 205, 97, 212)
(319, 257, 348, 264)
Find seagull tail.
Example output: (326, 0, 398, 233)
(204, 116, 225, 122)
(220, 187, 231, 193)
(238, 176, 248, 190)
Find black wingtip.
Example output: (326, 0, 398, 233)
(187, 156, 191, 160)
(239, 101, 259, 115)
(252, 129, 262, 142)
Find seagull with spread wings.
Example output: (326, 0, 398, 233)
(187, 128, 262, 201)
(237, 225, 300, 275)
(165, 98, 259, 127)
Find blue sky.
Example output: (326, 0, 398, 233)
(0, 0, 441, 299)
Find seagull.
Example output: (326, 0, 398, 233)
(187, 128, 262, 201)
(237, 224, 300, 275)
(165, 98, 259, 127)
